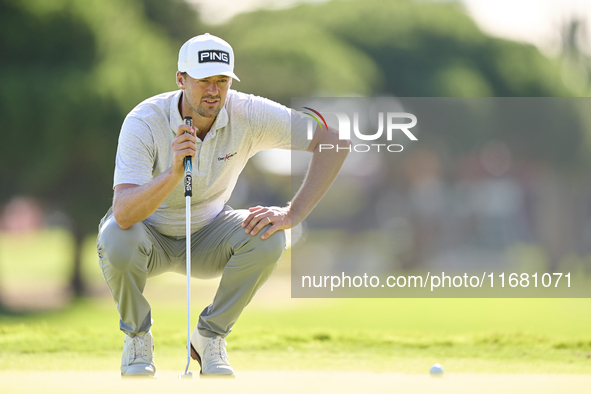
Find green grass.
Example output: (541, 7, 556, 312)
(1, 296, 591, 374)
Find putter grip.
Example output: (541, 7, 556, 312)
(183, 116, 193, 197)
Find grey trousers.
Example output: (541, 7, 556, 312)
(96, 205, 285, 338)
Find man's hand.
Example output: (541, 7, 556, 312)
(172, 124, 198, 177)
(242, 206, 291, 239)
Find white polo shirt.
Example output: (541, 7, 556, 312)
(114, 89, 312, 237)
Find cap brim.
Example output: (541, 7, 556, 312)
(185, 68, 240, 82)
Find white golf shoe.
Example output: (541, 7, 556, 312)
(120, 330, 156, 377)
(191, 329, 235, 377)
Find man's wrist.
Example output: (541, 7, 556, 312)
(167, 166, 185, 183)
(286, 201, 304, 227)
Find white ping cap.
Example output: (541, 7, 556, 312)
(178, 33, 240, 81)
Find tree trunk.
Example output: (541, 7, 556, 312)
(0, 250, 8, 312)
(69, 226, 87, 297)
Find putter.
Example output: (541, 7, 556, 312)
(180, 116, 193, 380)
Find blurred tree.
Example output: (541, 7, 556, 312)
(217, 0, 574, 99)
(213, 20, 381, 104)
(139, 0, 202, 46)
(560, 17, 591, 95)
(211, 0, 582, 165)
(0, 0, 200, 297)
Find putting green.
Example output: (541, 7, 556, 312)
(1, 371, 590, 394)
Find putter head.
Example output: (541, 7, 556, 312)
(179, 371, 193, 379)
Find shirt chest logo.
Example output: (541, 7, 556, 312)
(218, 152, 237, 162)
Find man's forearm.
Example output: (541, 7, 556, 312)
(289, 146, 349, 225)
(113, 169, 182, 229)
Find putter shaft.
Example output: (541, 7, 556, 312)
(183, 116, 193, 376)
(185, 194, 191, 375)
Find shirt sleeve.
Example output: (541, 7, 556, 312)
(248, 95, 314, 153)
(113, 115, 155, 189)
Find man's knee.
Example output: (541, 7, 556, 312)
(248, 228, 286, 268)
(97, 216, 151, 272)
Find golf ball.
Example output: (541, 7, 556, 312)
(430, 363, 444, 376)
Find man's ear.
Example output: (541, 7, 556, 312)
(176, 71, 185, 90)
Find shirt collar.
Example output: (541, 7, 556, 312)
(206, 105, 228, 141)
(170, 90, 228, 142)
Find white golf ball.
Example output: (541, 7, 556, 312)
(430, 363, 444, 376)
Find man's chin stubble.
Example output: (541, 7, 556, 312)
(197, 105, 221, 118)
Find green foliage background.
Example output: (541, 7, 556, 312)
(213, 0, 573, 102)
